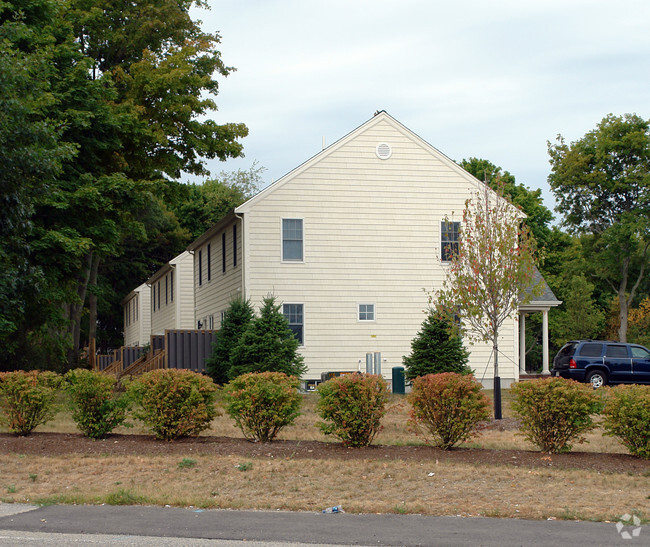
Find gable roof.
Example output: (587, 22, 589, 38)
(236, 111, 518, 216)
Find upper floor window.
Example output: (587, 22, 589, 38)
(282, 218, 303, 261)
(207, 244, 211, 281)
(198, 249, 203, 286)
(283, 303, 304, 345)
(222, 232, 227, 273)
(441, 221, 460, 262)
(358, 303, 375, 321)
(233, 224, 238, 267)
(170, 270, 174, 302)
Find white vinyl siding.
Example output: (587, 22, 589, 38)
(238, 115, 518, 384)
(193, 219, 243, 329)
(150, 252, 195, 335)
(123, 284, 151, 347)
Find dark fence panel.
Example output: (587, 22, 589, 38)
(121, 346, 145, 369)
(165, 330, 217, 373)
(98, 355, 113, 371)
(151, 335, 164, 354)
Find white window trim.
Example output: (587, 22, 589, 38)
(440, 220, 460, 263)
(281, 217, 305, 263)
(358, 303, 376, 322)
(283, 302, 305, 347)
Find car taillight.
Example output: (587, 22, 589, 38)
(569, 358, 577, 369)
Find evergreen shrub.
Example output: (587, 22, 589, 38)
(316, 373, 389, 447)
(511, 377, 603, 453)
(228, 296, 306, 380)
(403, 311, 470, 380)
(205, 298, 254, 385)
(0, 370, 62, 435)
(601, 384, 650, 459)
(408, 372, 490, 450)
(223, 371, 301, 442)
(126, 369, 218, 440)
(65, 368, 131, 438)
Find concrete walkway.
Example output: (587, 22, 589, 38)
(0, 503, 643, 546)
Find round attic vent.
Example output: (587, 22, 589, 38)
(376, 143, 392, 160)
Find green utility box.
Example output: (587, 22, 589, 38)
(392, 366, 405, 394)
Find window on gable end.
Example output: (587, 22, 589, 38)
(282, 218, 303, 261)
(358, 303, 375, 321)
(441, 221, 460, 262)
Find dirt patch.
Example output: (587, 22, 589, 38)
(1, 419, 647, 475)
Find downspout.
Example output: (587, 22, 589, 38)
(235, 212, 246, 299)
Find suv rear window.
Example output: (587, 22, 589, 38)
(557, 342, 577, 358)
(606, 345, 629, 358)
(580, 343, 603, 357)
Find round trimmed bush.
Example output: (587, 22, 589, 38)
(0, 370, 62, 435)
(408, 372, 490, 450)
(223, 371, 301, 442)
(316, 373, 389, 447)
(511, 377, 603, 454)
(601, 384, 650, 459)
(126, 369, 218, 440)
(65, 368, 131, 439)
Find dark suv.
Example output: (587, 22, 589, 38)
(552, 340, 650, 388)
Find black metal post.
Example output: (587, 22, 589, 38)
(493, 376, 502, 420)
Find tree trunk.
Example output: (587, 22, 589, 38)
(88, 255, 100, 370)
(67, 250, 94, 369)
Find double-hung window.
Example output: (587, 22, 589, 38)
(283, 303, 304, 345)
(282, 219, 303, 261)
(441, 221, 460, 262)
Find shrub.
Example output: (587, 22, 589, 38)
(0, 371, 62, 435)
(206, 297, 255, 385)
(408, 372, 490, 450)
(223, 372, 301, 442)
(601, 384, 650, 459)
(126, 369, 218, 440)
(64, 368, 131, 439)
(316, 373, 389, 447)
(403, 311, 471, 380)
(511, 377, 603, 453)
(228, 296, 306, 380)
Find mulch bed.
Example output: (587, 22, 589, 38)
(1, 419, 647, 475)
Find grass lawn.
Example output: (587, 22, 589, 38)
(0, 391, 648, 523)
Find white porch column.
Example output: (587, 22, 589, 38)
(542, 308, 550, 375)
(519, 311, 527, 375)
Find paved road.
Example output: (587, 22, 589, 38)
(0, 503, 644, 546)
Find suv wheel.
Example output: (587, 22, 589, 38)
(586, 370, 607, 388)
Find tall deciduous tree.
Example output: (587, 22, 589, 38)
(1, 0, 248, 369)
(435, 179, 538, 418)
(548, 114, 650, 342)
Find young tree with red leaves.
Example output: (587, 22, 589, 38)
(435, 179, 539, 418)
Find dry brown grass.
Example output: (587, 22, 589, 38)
(0, 452, 647, 522)
(1, 390, 646, 522)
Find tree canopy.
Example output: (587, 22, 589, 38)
(0, 0, 248, 370)
(548, 113, 650, 342)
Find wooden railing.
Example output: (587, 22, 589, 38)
(102, 360, 123, 376)
(120, 349, 166, 379)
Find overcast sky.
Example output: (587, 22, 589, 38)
(191, 0, 650, 218)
